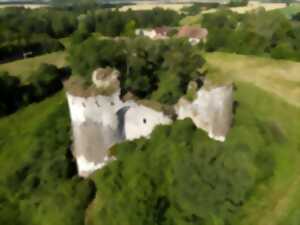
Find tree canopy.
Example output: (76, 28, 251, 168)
(68, 37, 205, 104)
(88, 116, 276, 225)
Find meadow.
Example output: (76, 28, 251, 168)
(0, 51, 66, 82)
(272, 3, 300, 17)
(205, 52, 300, 108)
(204, 52, 300, 225)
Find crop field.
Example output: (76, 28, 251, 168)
(0, 51, 66, 82)
(202, 1, 287, 14)
(180, 2, 288, 25)
(0, 4, 48, 9)
(119, 3, 191, 11)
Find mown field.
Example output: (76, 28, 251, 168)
(205, 52, 300, 225)
(205, 52, 300, 108)
(0, 51, 66, 82)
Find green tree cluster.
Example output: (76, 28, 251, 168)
(0, 7, 77, 61)
(88, 117, 275, 225)
(82, 8, 181, 37)
(0, 101, 95, 225)
(68, 37, 205, 104)
(203, 8, 300, 61)
(0, 64, 67, 117)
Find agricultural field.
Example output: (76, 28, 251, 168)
(0, 51, 66, 82)
(181, 1, 289, 25)
(119, 2, 191, 12)
(0, 4, 49, 9)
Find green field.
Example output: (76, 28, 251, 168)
(0, 51, 66, 82)
(205, 52, 300, 108)
(273, 3, 300, 18)
(204, 52, 300, 225)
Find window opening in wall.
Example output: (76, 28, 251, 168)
(95, 101, 100, 107)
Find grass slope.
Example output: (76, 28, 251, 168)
(231, 83, 300, 225)
(273, 3, 300, 18)
(204, 52, 300, 225)
(0, 51, 66, 82)
(0, 92, 94, 225)
(205, 52, 300, 108)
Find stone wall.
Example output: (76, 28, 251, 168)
(66, 68, 234, 177)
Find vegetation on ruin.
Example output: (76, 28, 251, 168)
(68, 37, 205, 104)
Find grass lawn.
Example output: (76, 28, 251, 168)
(205, 52, 300, 108)
(272, 3, 300, 18)
(204, 51, 300, 225)
(0, 51, 67, 82)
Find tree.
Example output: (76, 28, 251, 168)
(122, 20, 136, 37)
(30, 64, 63, 100)
(0, 72, 21, 116)
(88, 118, 274, 225)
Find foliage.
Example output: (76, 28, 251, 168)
(0, 71, 21, 116)
(93, 8, 181, 37)
(68, 37, 205, 104)
(0, 7, 79, 61)
(88, 108, 279, 225)
(0, 64, 66, 117)
(0, 93, 95, 225)
(202, 8, 300, 61)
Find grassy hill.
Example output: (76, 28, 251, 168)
(272, 3, 300, 18)
(204, 52, 300, 225)
(205, 52, 300, 108)
(0, 92, 94, 225)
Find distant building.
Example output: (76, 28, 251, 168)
(135, 26, 171, 39)
(177, 26, 208, 45)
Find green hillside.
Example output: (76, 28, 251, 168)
(273, 3, 300, 17)
(0, 92, 94, 225)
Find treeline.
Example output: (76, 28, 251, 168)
(0, 64, 69, 117)
(73, 8, 181, 38)
(0, 7, 77, 61)
(0, 6, 181, 62)
(202, 8, 300, 61)
(68, 37, 205, 104)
